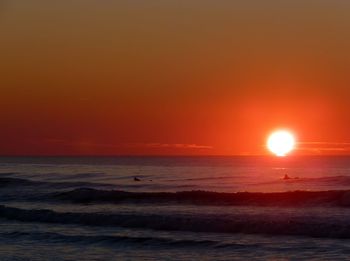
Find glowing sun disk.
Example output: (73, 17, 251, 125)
(267, 130, 295, 157)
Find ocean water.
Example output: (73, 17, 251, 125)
(0, 156, 350, 260)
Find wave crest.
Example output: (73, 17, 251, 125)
(1, 205, 350, 239)
(55, 188, 350, 207)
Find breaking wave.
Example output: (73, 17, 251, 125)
(0, 205, 349, 239)
(54, 188, 350, 207)
(0, 231, 256, 249)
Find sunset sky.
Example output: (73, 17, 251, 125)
(1, 1, 350, 155)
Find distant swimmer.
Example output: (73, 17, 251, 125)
(134, 177, 141, 181)
(283, 174, 291, 180)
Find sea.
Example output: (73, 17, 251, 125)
(0, 156, 350, 260)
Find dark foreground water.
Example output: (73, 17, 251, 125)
(0, 156, 350, 260)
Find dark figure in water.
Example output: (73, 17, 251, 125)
(134, 177, 141, 181)
(283, 174, 291, 180)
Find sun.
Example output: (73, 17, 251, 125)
(267, 130, 296, 157)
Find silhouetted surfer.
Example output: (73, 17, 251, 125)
(134, 177, 141, 181)
(283, 174, 291, 180)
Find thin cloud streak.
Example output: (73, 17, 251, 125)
(296, 141, 350, 153)
(298, 142, 350, 146)
(34, 139, 213, 151)
(126, 143, 213, 150)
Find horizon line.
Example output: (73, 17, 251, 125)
(1, 154, 350, 157)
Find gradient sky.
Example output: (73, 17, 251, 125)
(1, 0, 350, 155)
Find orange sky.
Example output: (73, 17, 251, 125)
(1, 1, 350, 155)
